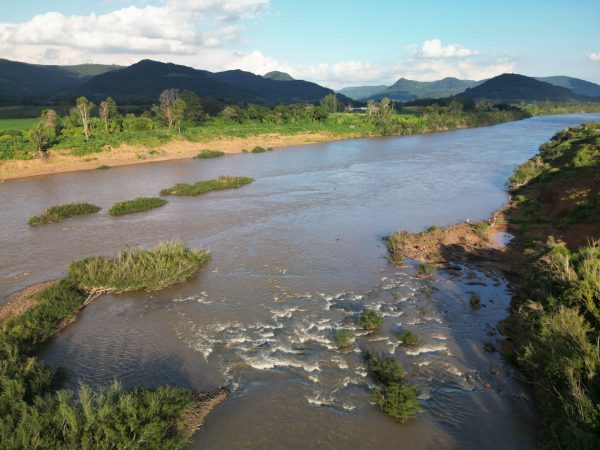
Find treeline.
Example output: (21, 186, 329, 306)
(0, 91, 539, 161)
(504, 123, 600, 448)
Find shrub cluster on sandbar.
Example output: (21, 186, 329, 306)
(160, 175, 254, 196)
(108, 197, 167, 216)
(194, 149, 225, 159)
(28, 202, 100, 225)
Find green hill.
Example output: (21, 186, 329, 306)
(263, 71, 294, 81)
(535, 76, 600, 98)
(456, 73, 580, 102)
(338, 77, 479, 101)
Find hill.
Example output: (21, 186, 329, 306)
(456, 73, 580, 102)
(338, 77, 479, 101)
(0, 58, 342, 105)
(263, 71, 294, 81)
(0, 59, 118, 103)
(535, 76, 600, 98)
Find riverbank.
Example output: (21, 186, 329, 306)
(0, 131, 349, 180)
(387, 121, 600, 448)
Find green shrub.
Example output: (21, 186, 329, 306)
(417, 263, 435, 277)
(373, 383, 420, 422)
(96, 164, 110, 170)
(194, 149, 225, 159)
(251, 146, 266, 153)
(68, 241, 210, 294)
(367, 353, 405, 384)
(360, 309, 384, 331)
(469, 293, 482, 308)
(108, 197, 167, 216)
(509, 156, 549, 190)
(472, 222, 492, 240)
(397, 330, 423, 346)
(333, 329, 355, 348)
(160, 176, 254, 196)
(28, 203, 100, 225)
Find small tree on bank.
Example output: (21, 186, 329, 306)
(28, 122, 53, 158)
(75, 96, 94, 140)
(99, 97, 118, 133)
(157, 89, 179, 129)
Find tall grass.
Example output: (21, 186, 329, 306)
(68, 241, 210, 294)
(108, 197, 167, 216)
(160, 176, 254, 196)
(28, 202, 100, 225)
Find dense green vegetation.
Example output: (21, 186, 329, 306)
(397, 330, 423, 346)
(108, 197, 167, 216)
(194, 149, 225, 159)
(366, 353, 420, 422)
(503, 123, 600, 448)
(360, 309, 384, 331)
(160, 176, 254, 196)
(0, 241, 212, 449)
(333, 329, 356, 348)
(69, 241, 210, 295)
(0, 88, 543, 162)
(28, 202, 100, 225)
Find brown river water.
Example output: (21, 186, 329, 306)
(2, 113, 600, 449)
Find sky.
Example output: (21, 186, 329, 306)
(1, 0, 599, 89)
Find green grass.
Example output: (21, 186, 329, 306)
(194, 149, 225, 159)
(333, 329, 355, 348)
(108, 197, 167, 216)
(0, 117, 38, 130)
(0, 241, 212, 449)
(472, 222, 492, 240)
(250, 146, 266, 153)
(160, 175, 254, 196)
(28, 202, 100, 225)
(68, 241, 210, 295)
(360, 309, 384, 331)
(417, 263, 436, 277)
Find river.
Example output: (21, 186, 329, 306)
(2, 113, 599, 449)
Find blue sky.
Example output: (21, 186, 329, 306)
(1, 0, 599, 88)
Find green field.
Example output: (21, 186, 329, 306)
(0, 117, 38, 131)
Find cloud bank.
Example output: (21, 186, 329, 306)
(0, 1, 516, 88)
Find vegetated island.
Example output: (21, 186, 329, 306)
(2, 86, 598, 180)
(160, 175, 254, 196)
(387, 122, 600, 449)
(28, 202, 101, 225)
(0, 241, 227, 448)
(108, 196, 168, 216)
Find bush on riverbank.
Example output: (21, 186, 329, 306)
(194, 149, 224, 159)
(160, 176, 254, 196)
(68, 241, 210, 294)
(28, 202, 100, 225)
(366, 353, 420, 422)
(503, 122, 600, 448)
(108, 197, 167, 216)
(0, 241, 212, 449)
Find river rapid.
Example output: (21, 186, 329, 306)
(2, 113, 600, 449)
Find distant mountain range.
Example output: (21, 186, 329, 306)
(0, 59, 342, 105)
(338, 74, 600, 102)
(456, 73, 581, 102)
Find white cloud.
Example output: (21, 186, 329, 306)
(417, 39, 479, 59)
(0, 10, 514, 90)
(589, 52, 600, 61)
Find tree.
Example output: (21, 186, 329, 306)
(75, 96, 94, 140)
(366, 99, 378, 121)
(172, 98, 186, 133)
(28, 122, 53, 158)
(320, 94, 338, 113)
(179, 90, 204, 124)
(99, 97, 118, 133)
(158, 89, 179, 129)
(375, 98, 398, 136)
(40, 109, 58, 129)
